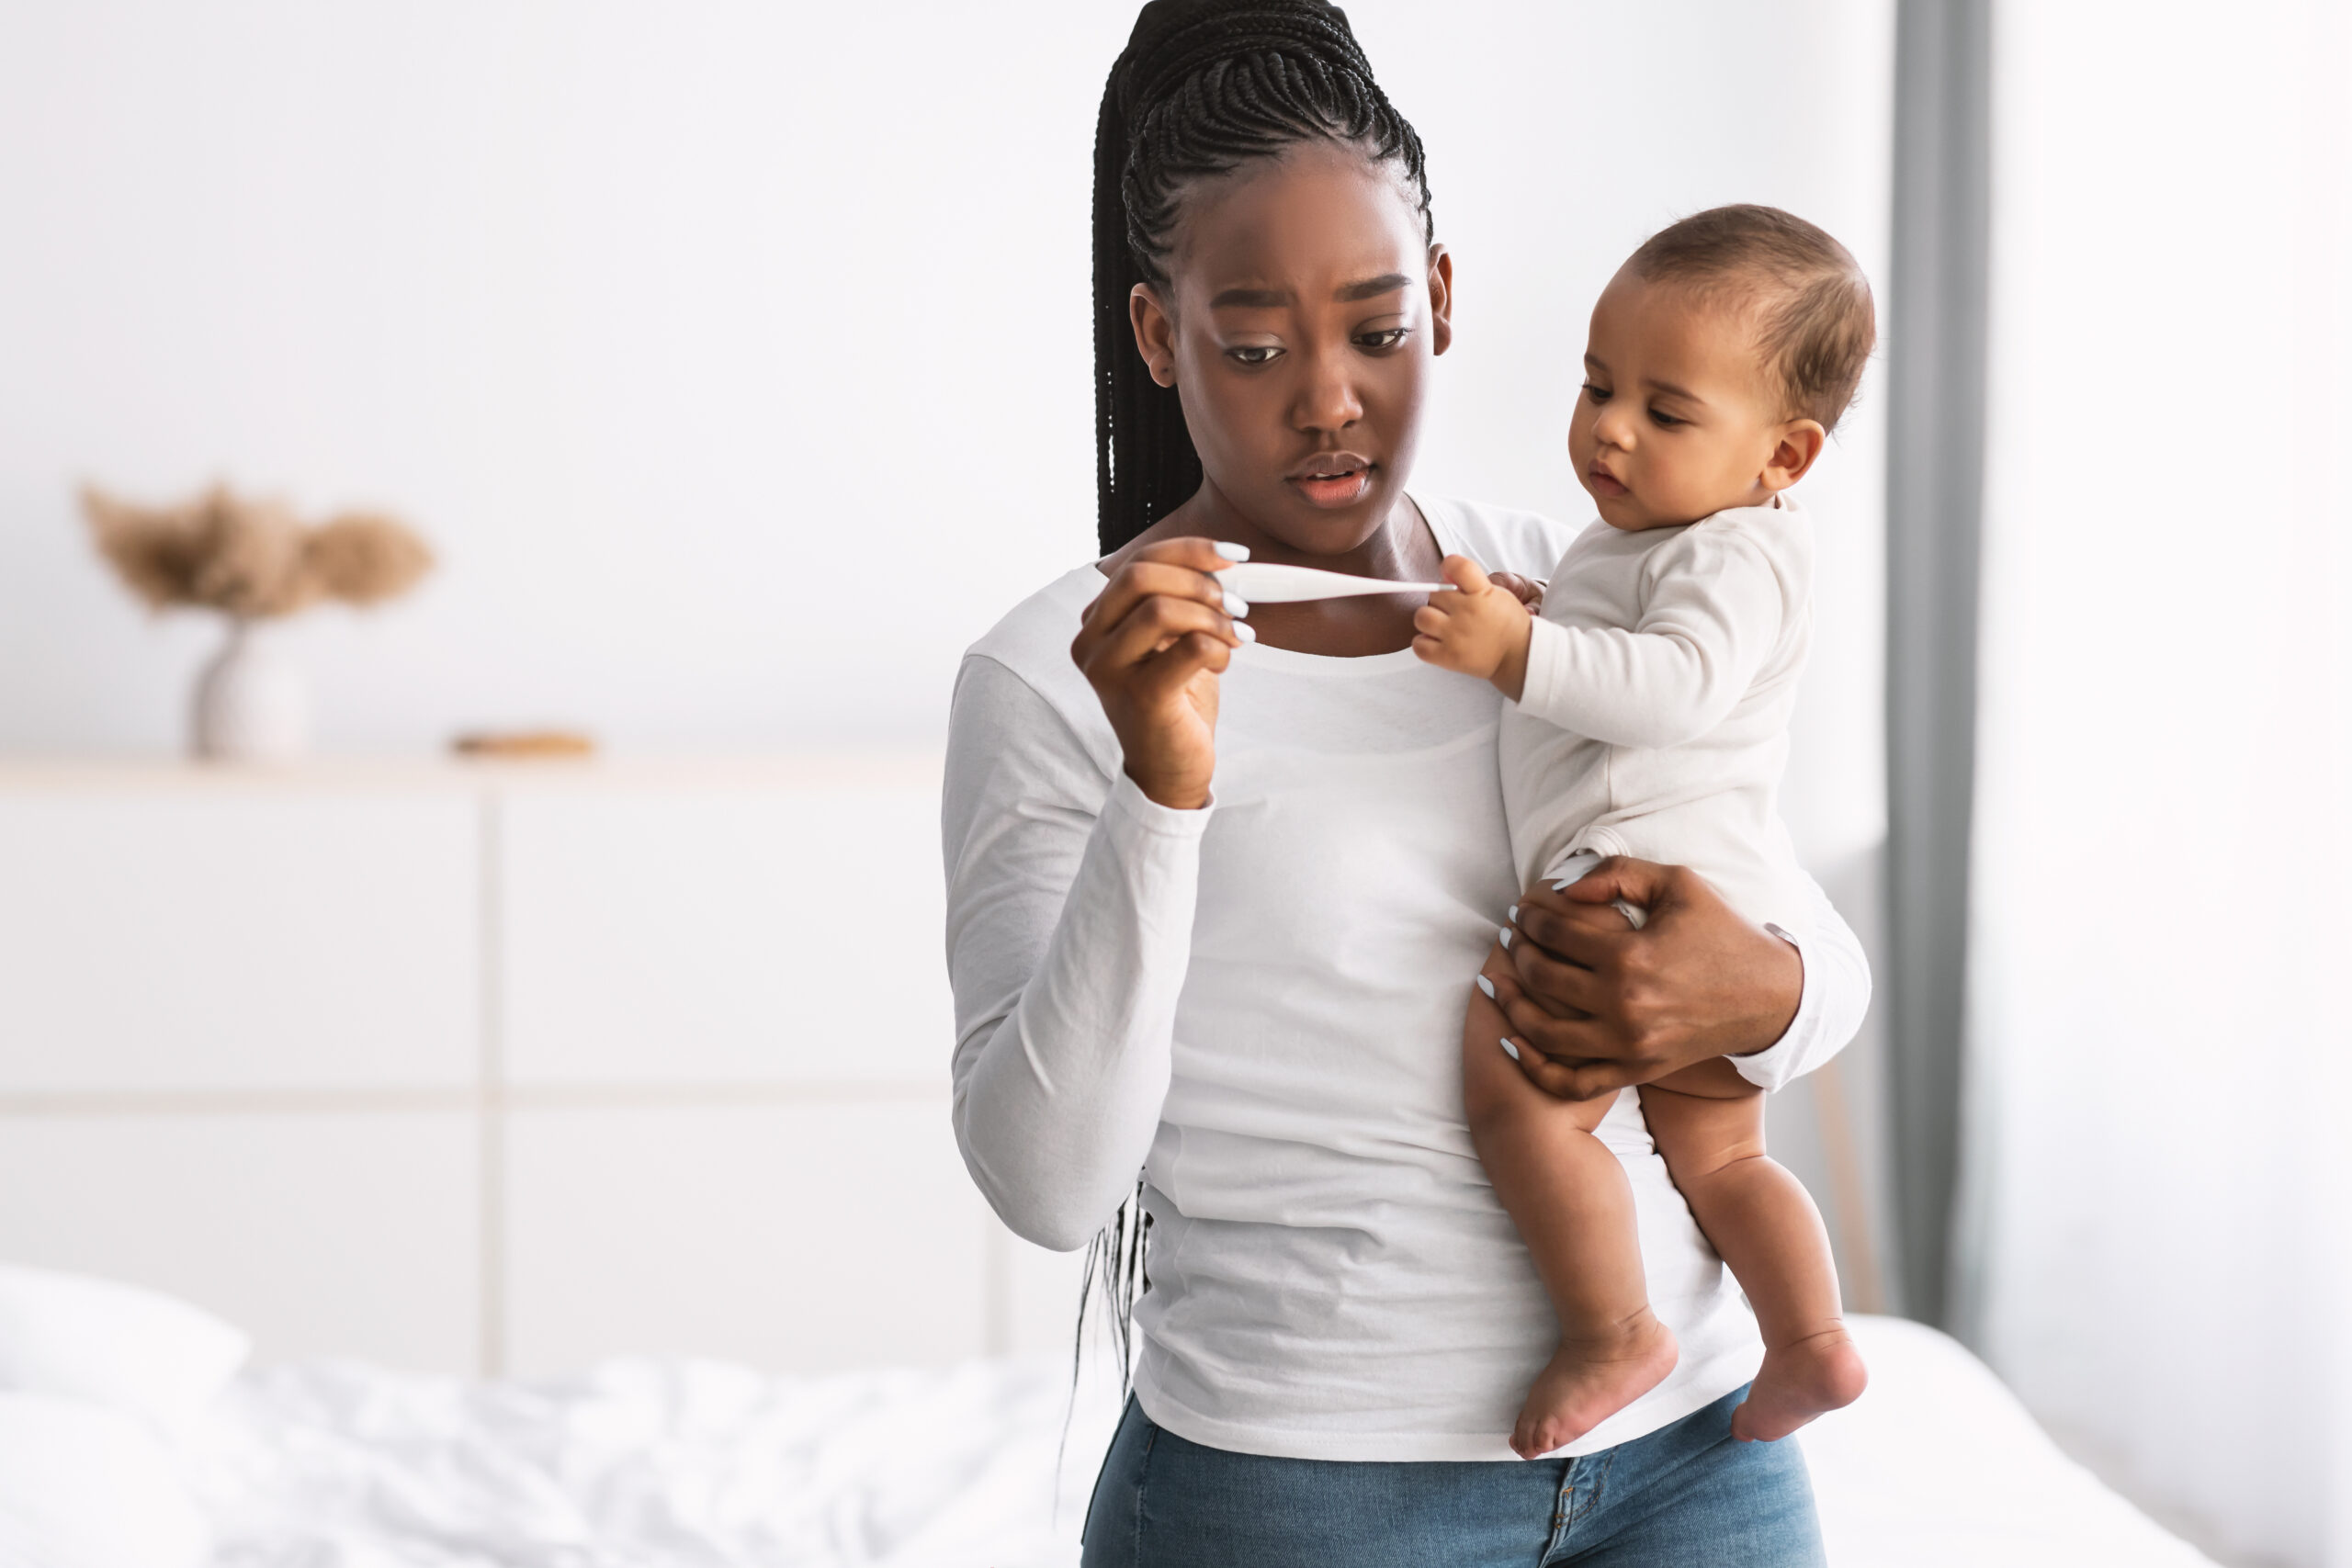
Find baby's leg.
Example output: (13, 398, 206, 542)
(1464, 942, 1677, 1458)
(1637, 1060, 1867, 1442)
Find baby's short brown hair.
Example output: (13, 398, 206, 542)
(1627, 204, 1877, 432)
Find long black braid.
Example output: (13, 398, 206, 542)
(1091, 0, 1434, 554)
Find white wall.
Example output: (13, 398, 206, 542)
(0, 0, 1891, 845)
(0, 0, 1900, 1327)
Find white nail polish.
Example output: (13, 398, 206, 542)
(1499, 1038, 1521, 1061)
(1214, 541, 1251, 561)
(1550, 880, 1572, 893)
(1499, 928, 1513, 948)
(1508, 905, 1520, 922)
(1235, 622, 1258, 643)
(1476, 976, 1496, 999)
(1223, 591, 1250, 616)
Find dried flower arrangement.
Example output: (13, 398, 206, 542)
(80, 482, 436, 761)
(81, 482, 434, 617)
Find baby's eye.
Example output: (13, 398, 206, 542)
(1226, 344, 1283, 367)
(1581, 381, 1611, 403)
(1356, 328, 1410, 351)
(1648, 406, 1687, 428)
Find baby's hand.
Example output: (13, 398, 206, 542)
(1412, 555, 1536, 699)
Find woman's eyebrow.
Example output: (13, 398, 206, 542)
(1209, 273, 1412, 309)
(1335, 272, 1411, 301)
(1210, 285, 1291, 309)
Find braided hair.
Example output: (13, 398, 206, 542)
(1092, 0, 1433, 553)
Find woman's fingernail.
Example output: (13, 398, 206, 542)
(1215, 541, 1251, 561)
(1550, 879, 1572, 892)
(1499, 928, 1513, 948)
(1235, 621, 1257, 643)
(1508, 905, 1520, 923)
(1476, 975, 1496, 999)
(1223, 591, 1250, 616)
(1499, 1038, 1521, 1061)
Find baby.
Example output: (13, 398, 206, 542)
(1414, 205, 1875, 1458)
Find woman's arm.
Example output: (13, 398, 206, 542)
(1484, 856, 1871, 1100)
(946, 537, 1247, 1250)
(944, 659, 1208, 1251)
(1728, 863, 1870, 1091)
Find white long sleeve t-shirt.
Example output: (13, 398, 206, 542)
(1508, 499, 1814, 924)
(943, 495, 1870, 1462)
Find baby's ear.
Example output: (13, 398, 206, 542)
(1763, 421, 1828, 491)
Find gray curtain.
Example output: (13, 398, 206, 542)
(1884, 0, 1991, 1329)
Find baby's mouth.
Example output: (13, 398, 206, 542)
(1586, 462, 1630, 500)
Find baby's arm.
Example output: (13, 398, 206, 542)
(1513, 533, 1792, 750)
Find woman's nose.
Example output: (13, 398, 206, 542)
(1291, 346, 1363, 433)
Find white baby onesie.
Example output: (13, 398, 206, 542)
(1500, 496, 1812, 928)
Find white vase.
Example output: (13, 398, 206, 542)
(191, 617, 309, 762)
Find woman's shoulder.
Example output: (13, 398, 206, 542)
(964, 562, 1100, 671)
(955, 563, 1119, 770)
(1417, 493, 1583, 580)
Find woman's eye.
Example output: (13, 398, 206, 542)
(1357, 328, 1410, 351)
(1227, 345, 1283, 367)
(1582, 381, 1611, 403)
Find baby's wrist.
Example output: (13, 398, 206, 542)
(1490, 616, 1532, 702)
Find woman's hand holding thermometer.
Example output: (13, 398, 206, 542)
(1074, 537, 1254, 812)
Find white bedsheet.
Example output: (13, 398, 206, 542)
(175, 1316, 2212, 1567)
(1803, 1318, 2213, 1566)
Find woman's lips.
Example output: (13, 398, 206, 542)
(1291, 471, 1371, 506)
(1287, 457, 1374, 508)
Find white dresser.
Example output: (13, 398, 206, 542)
(0, 757, 1082, 1375)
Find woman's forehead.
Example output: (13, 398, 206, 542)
(1168, 143, 1427, 301)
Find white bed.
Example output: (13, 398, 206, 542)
(136, 1315, 2203, 1568)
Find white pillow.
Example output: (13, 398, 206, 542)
(0, 1392, 210, 1568)
(0, 1265, 248, 1437)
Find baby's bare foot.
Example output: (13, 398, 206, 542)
(1730, 1325, 1868, 1442)
(1510, 1314, 1679, 1459)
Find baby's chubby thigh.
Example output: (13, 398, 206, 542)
(1639, 1057, 1768, 1180)
(1459, 884, 1634, 1139)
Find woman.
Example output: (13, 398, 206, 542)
(943, 4, 1868, 1562)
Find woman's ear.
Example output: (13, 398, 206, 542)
(1760, 419, 1827, 491)
(1427, 243, 1454, 357)
(1129, 284, 1179, 388)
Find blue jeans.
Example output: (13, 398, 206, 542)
(1080, 1385, 1824, 1567)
